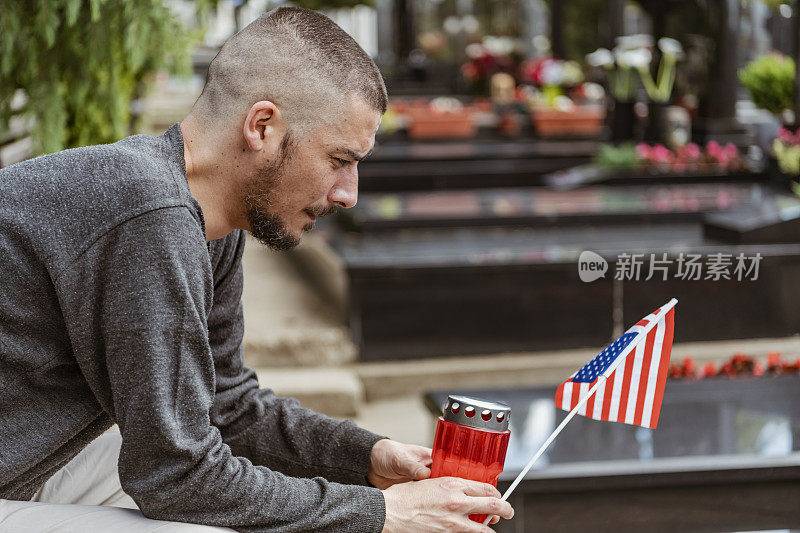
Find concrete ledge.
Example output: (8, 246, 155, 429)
(253, 367, 364, 418)
(244, 328, 356, 367)
(353, 336, 800, 401)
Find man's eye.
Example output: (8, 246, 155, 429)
(334, 157, 349, 167)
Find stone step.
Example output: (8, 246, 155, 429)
(252, 367, 363, 419)
(353, 336, 800, 402)
(242, 236, 356, 367)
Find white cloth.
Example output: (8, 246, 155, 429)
(0, 431, 235, 532)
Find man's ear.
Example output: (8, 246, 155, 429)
(243, 101, 281, 151)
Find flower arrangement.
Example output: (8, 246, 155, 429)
(519, 56, 584, 88)
(460, 37, 520, 93)
(518, 56, 586, 109)
(639, 141, 743, 171)
(637, 38, 684, 103)
(669, 352, 800, 380)
(586, 35, 684, 103)
(593, 141, 745, 172)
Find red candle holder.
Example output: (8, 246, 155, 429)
(430, 395, 511, 523)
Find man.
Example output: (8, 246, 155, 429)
(0, 7, 513, 533)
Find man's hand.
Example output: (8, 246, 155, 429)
(381, 477, 514, 532)
(368, 439, 432, 489)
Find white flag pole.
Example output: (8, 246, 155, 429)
(483, 298, 677, 526)
(481, 376, 605, 526)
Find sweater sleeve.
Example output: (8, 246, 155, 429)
(207, 231, 386, 486)
(54, 207, 386, 532)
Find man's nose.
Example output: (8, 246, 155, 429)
(328, 166, 359, 209)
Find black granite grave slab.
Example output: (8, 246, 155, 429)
(336, 224, 800, 360)
(344, 183, 771, 233)
(359, 139, 600, 192)
(705, 206, 800, 244)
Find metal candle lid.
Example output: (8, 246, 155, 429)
(442, 395, 511, 432)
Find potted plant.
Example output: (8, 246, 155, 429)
(739, 52, 798, 188)
(405, 97, 477, 140)
(521, 57, 605, 137)
(528, 100, 605, 138)
(738, 52, 794, 124)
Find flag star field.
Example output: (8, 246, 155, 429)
(573, 332, 638, 383)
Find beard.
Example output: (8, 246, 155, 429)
(242, 133, 301, 251)
(241, 133, 341, 251)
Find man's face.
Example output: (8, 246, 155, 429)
(241, 97, 380, 250)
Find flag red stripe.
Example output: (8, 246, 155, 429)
(635, 318, 649, 327)
(585, 382, 596, 417)
(570, 383, 580, 410)
(601, 369, 615, 420)
(616, 345, 636, 423)
(555, 382, 565, 410)
(649, 308, 675, 429)
(633, 326, 657, 426)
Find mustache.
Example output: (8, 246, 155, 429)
(305, 205, 340, 218)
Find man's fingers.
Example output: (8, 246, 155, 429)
(489, 515, 500, 524)
(407, 446, 432, 476)
(417, 446, 433, 463)
(462, 496, 514, 520)
(409, 444, 432, 457)
(457, 478, 502, 498)
(412, 464, 431, 480)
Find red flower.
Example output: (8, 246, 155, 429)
(636, 143, 651, 161)
(461, 62, 478, 81)
(683, 143, 701, 160)
(650, 144, 673, 164)
(777, 126, 800, 145)
(706, 140, 722, 156)
(520, 56, 552, 86)
(767, 351, 782, 368)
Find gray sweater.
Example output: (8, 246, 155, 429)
(0, 124, 386, 532)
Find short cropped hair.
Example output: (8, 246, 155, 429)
(193, 7, 387, 135)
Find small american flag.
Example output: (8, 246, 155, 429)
(555, 298, 677, 429)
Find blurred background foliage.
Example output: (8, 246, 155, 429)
(0, 0, 216, 154)
(739, 52, 796, 116)
(546, 0, 606, 60)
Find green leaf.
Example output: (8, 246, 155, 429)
(89, 0, 101, 21)
(65, 0, 81, 26)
